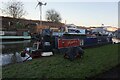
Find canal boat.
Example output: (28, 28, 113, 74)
(0, 36, 31, 40)
(20, 41, 53, 61)
(0, 31, 31, 40)
(20, 25, 113, 60)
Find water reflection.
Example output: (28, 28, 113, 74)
(1, 40, 34, 66)
(2, 40, 33, 54)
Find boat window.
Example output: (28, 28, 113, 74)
(42, 29, 52, 36)
(33, 44, 38, 49)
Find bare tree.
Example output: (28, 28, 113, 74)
(2, 0, 26, 18)
(46, 9, 62, 22)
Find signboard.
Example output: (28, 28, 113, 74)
(58, 39, 81, 49)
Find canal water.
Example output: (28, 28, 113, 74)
(0, 40, 34, 66)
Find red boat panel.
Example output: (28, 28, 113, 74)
(58, 39, 81, 49)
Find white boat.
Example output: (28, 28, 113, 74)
(0, 36, 31, 40)
(65, 24, 86, 35)
(0, 31, 31, 40)
(112, 38, 120, 44)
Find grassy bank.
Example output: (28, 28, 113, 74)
(2, 44, 119, 79)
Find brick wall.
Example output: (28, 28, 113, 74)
(1, 16, 65, 33)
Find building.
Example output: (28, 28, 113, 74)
(0, 16, 65, 34)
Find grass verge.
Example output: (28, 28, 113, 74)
(2, 44, 119, 79)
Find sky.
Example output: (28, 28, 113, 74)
(0, 0, 119, 27)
